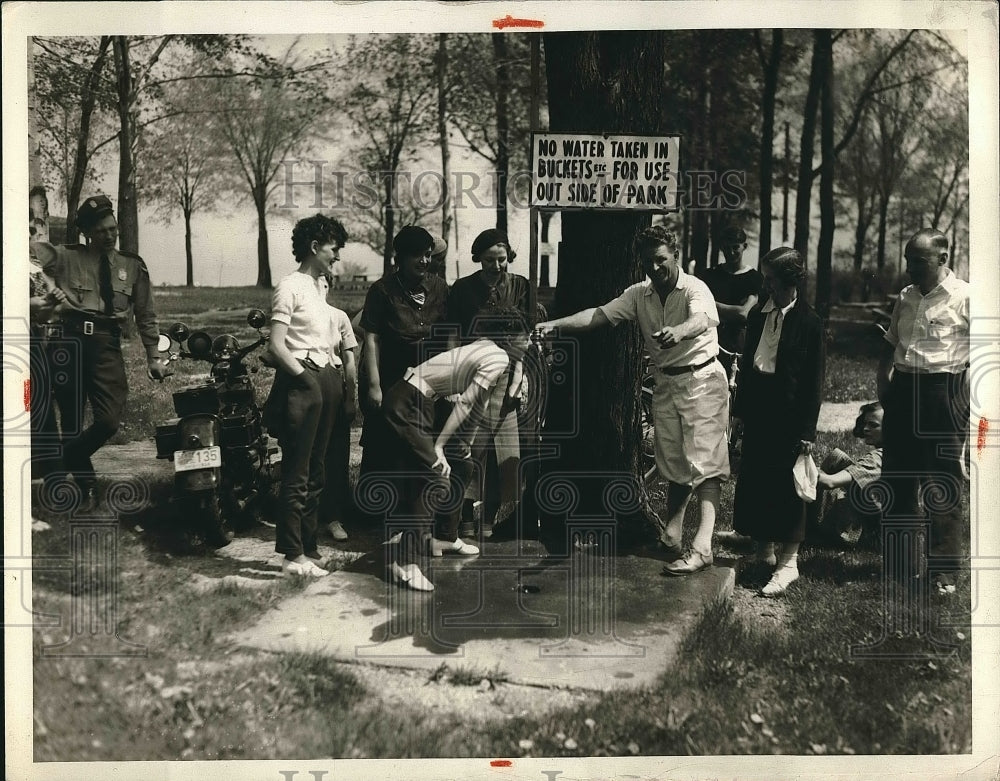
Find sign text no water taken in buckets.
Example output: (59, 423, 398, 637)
(531, 133, 680, 211)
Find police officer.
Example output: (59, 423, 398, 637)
(30, 194, 169, 508)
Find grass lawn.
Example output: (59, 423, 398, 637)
(27, 299, 973, 760)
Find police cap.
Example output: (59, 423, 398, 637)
(77, 194, 115, 232)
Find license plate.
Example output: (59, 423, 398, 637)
(174, 446, 221, 472)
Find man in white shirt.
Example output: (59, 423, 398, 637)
(536, 226, 729, 575)
(877, 228, 970, 592)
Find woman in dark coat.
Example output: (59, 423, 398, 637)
(732, 247, 825, 596)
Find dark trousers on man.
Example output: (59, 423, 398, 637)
(273, 363, 341, 558)
(881, 369, 969, 572)
(50, 330, 127, 492)
(319, 397, 354, 527)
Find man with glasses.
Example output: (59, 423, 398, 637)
(30, 194, 169, 510)
(877, 228, 970, 593)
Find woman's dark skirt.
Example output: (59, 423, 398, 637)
(732, 370, 807, 544)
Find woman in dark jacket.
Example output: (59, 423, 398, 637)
(732, 247, 825, 596)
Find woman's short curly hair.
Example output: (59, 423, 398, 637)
(291, 214, 348, 260)
(761, 246, 805, 287)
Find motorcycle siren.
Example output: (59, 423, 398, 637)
(247, 309, 267, 329)
(168, 322, 191, 343)
(211, 334, 240, 361)
(186, 331, 213, 358)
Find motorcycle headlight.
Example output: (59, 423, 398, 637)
(211, 334, 240, 361)
(187, 331, 213, 358)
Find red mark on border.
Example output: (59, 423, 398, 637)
(493, 14, 544, 29)
(24, 379, 31, 412)
(977, 418, 989, 456)
(490, 760, 513, 767)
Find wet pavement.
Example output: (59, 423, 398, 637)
(230, 539, 735, 691)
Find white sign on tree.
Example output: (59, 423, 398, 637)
(531, 133, 681, 210)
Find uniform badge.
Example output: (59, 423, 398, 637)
(87, 199, 97, 208)
(118, 268, 127, 281)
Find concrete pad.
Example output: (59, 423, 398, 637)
(230, 540, 735, 691)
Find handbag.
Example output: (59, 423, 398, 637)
(792, 451, 818, 502)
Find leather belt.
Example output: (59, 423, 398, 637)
(58, 315, 121, 337)
(403, 369, 436, 399)
(659, 357, 717, 376)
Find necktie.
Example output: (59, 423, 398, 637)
(99, 254, 114, 315)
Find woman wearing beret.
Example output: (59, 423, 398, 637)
(731, 247, 825, 596)
(446, 229, 534, 536)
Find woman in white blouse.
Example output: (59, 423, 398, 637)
(731, 247, 825, 596)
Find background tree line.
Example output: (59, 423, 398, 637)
(31, 29, 968, 306)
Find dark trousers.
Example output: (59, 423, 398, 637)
(381, 382, 475, 564)
(319, 399, 353, 526)
(30, 329, 62, 480)
(881, 369, 968, 567)
(274, 363, 341, 558)
(50, 332, 127, 490)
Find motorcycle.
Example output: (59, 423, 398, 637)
(153, 308, 280, 547)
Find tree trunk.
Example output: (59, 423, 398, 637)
(184, 207, 194, 287)
(875, 193, 890, 271)
(539, 210, 552, 288)
(815, 30, 835, 321)
(113, 36, 139, 254)
(757, 29, 783, 260)
(28, 39, 50, 243)
(492, 33, 511, 234)
(436, 34, 453, 253)
(793, 31, 824, 267)
(541, 31, 666, 544)
(382, 168, 397, 276)
(254, 189, 272, 288)
(66, 36, 111, 244)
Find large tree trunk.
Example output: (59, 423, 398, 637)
(793, 31, 824, 267)
(436, 34, 452, 257)
(815, 30, 835, 321)
(757, 29, 783, 259)
(66, 36, 111, 244)
(382, 169, 397, 276)
(492, 33, 511, 234)
(28, 39, 50, 243)
(254, 189, 272, 288)
(541, 31, 666, 545)
(113, 36, 139, 254)
(875, 192, 890, 271)
(184, 207, 194, 287)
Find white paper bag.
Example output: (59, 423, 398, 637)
(792, 452, 818, 503)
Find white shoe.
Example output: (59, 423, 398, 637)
(327, 521, 348, 541)
(282, 558, 328, 578)
(390, 562, 434, 591)
(761, 566, 799, 596)
(430, 537, 480, 557)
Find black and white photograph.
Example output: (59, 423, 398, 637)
(4, 2, 999, 779)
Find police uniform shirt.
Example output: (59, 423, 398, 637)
(886, 269, 970, 374)
(30, 240, 161, 358)
(598, 269, 721, 370)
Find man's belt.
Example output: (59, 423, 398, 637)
(659, 356, 717, 376)
(403, 369, 436, 399)
(57, 313, 121, 337)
